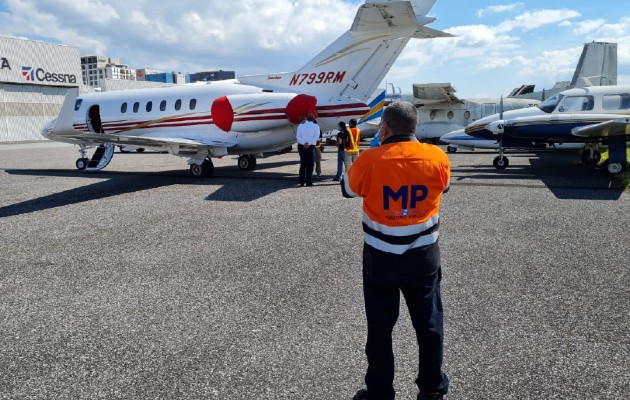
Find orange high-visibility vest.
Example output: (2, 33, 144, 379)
(345, 127, 361, 153)
(343, 136, 450, 255)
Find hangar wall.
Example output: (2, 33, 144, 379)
(0, 37, 82, 142)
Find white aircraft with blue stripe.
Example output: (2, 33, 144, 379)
(463, 85, 630, 175)
(440, 129, 583, 153)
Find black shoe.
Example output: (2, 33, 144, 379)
(333, 178, 341, 181)
(352, 389, 369, 400)
(306, 183, 314, 187)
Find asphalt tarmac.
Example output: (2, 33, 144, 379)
(0, 141, 628, 399)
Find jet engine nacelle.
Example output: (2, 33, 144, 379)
(211, 92, 317, 133)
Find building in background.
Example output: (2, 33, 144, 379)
(0, 36, 238, 142)
(189, 70, 235, 83)
(0, 36, 84, 142)
(81, 55, 135, 88)
(135, 68, 162, 81)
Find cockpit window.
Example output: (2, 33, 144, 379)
(557, 95, 594, 112)
(74, 99, 83, 111)
(537, 93, 562, 113)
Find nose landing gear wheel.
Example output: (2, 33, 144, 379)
(76, 158, 89, 170)
(493, 155, 509, 169)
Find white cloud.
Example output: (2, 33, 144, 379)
(572, 19, 606, 35)
(496, 9, 581, 33)
(477, 3, 523, 18)
(0, 0, 357, 75)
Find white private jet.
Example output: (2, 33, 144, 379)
(41, 0, 450, 177)
(463, 85, 630, 175)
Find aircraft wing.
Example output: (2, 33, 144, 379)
(571, 117, 630, 138)
(412, 83, 462, 105)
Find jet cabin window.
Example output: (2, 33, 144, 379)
(121, 103, 127, 113)
(189, 99, 197, 110)
(160, 100, 167, 111)
(133, 102, 139, 113)
(602, 94, 630, 110)
(146, 101, 153, 112)
(558, 96, 594, 112)
(175, 99, 182, 111)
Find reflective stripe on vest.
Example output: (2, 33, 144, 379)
(362, 212, 440, 254)
(346, 127, 360, 153)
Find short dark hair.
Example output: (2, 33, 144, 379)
(307, 113, 316, 122)
(349, 118, 357, 127)
(382, 101, 417, 136)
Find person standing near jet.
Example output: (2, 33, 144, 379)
(334, 121, 350, 181)
(344, 118, 361, 171)
(296, 114, 320, 186)
(341, 101, 450, 400)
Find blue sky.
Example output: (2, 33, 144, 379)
(1, 0, 629, 99)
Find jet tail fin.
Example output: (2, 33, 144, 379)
(571, 42, 617, 87)
(238, 1, 451, 103)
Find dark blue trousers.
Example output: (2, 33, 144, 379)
(334, 150, 344, 180)
(362, 243, 449, 400)
(298, 144, 315, 185)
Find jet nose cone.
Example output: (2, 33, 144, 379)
(40, 118, 57, 139)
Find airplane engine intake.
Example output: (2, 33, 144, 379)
(211, 93, 317, 133)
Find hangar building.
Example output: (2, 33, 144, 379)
(0, 36, 83, 142)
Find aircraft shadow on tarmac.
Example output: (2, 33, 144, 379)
(449, 152, 626, 200)
(0, 165, 304, 218)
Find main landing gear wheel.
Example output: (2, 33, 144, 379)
(237, 155, 257, 171)
(493, 155, 509, 169)
(607, 162, 624, 175)
(447, 145, 457, 153)
(75, 158, 89, 170)
(189, 159, 214, 178)
(581, 149, 601, 165)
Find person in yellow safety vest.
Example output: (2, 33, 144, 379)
(341, 101, 450, 400)
(343, 118, 361, 172)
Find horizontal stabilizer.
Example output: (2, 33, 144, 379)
(413, 25, 453, 39)
(412, 83, 462, 104)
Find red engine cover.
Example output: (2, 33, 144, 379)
(211, 96, 233, 132)
(286, 94, 317, 123)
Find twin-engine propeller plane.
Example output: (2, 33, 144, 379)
(41, 0, 450, 177)
(463, 85, 630, 175)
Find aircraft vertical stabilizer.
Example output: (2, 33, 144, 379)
(238, 1, 451, 103)
(571, 42, 617, 87)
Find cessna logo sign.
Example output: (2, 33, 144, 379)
(21, 65, 77, 84)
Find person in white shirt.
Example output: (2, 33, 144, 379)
(296, 114, 320, 186)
